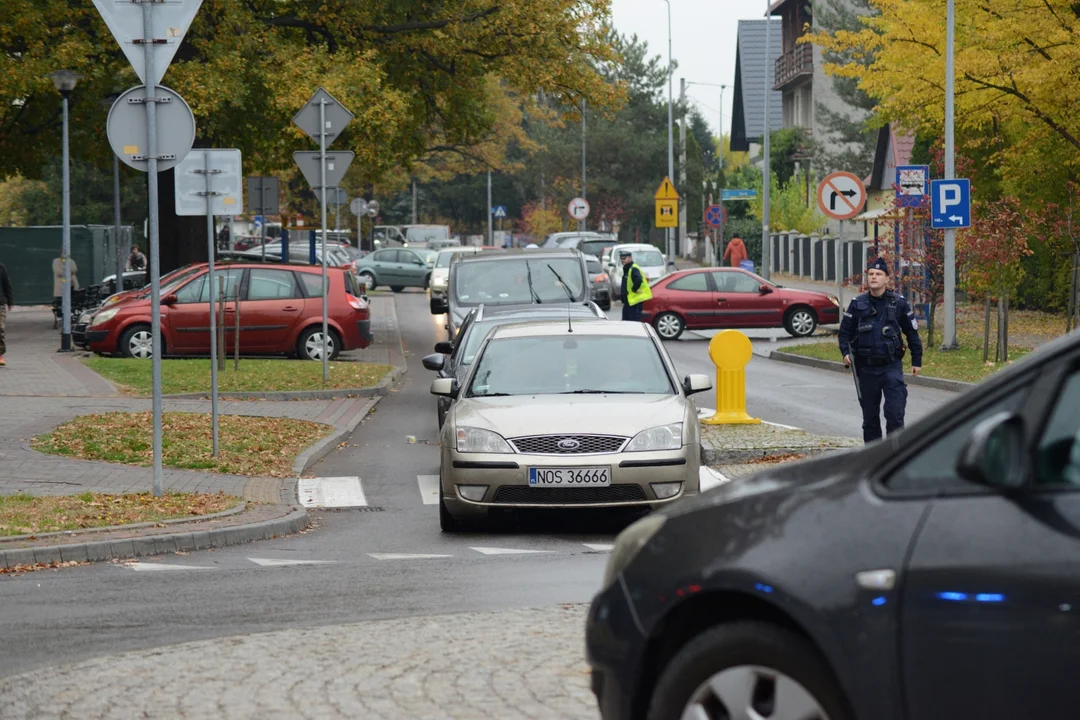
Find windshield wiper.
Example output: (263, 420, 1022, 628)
(526, 262, 542, 304)
(559, 389, 644, 394)
(546, 264, 576, 303)
(471, 392, 512, 397)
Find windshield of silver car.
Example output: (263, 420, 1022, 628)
(467, 336, 673, 397)
(453, 258, 586, 305)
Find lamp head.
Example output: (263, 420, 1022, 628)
(49, 70, 82, 94)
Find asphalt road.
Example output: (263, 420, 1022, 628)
(0, 293, 957, 683)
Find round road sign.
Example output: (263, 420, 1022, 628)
(350, 198, 368, 216)
(704, 204, 726, 228)
(568, 197, 590, 221)
(106, 85, 196, 174)
(816, 171, 867, 221)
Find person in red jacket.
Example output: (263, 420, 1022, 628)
(722, 235, 748, 267)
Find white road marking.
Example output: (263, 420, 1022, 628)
(469, 547, 553, 556)
(700, 466, 732, 492)
(417, 474, 440, 505)
(583, 543, 615, 552)
(698, 408, 802, 432)
(248, 558, 339, 567)
(125, 562, 216, 572)
(763, 420, 802, 431)
(367, 553, 454, 561)
(298, 476, 367, 508)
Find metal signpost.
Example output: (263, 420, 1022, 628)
(246, 176, 280, 261)
(367, 201, 379, 251)
(175, 149, 242, 456)
(94, 0, 202, 497)
(704, 204, 726, 267)
(816, 171, 867, 309)
(292, 88, 355, 383)
(350, 197, 368, 249)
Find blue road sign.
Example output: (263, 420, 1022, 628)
(253, 215, 263, 232)
(704, 204, 726, 228)
(492, 205, 507, 218)
(721, 188, 757, 201)
(896, 165, 929, 208)
(930, 179, 971, 229)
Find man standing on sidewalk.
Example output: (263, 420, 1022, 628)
(0, 260, 13, 366)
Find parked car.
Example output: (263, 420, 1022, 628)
(641, 267, 840, 340)
(585, 254, 612, 310)
(541, 230, 605, 248)
(586, 326, 1080, 720)
(78, 262, 371, 360)
(557, 234, 619, 262)
(422, 301, 607, 427)
(354, 247, 434, 291)
(605, 243, 668, 298)
(430, 246, 485, 302)
(430, 320, 711, 531)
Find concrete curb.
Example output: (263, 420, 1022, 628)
(0, 506, 309, 570)
(161, 368, 402, 401)
(292, 395, 383, 476)
(768, 350, 975, 393)
(0, 501, 247, 543)
(701, 444, 852, 466)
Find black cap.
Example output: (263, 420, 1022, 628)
(867, 257, 889, 275)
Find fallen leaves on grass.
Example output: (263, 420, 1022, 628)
(746, 453, 809, 465)
(82, 357, 392, 396)
(0, 490, 240, 536)
(31, 412, 330, 478)
(0, 560, 88, 576)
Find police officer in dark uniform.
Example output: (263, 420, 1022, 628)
(619, 250, 650, 321)
(838, 257, 923, 443)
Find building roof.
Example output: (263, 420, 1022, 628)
(730, 19, 783, 153)
(867, 123, 918, 190)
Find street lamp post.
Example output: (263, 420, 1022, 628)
(49, 70, 82, 353)
(663, 0, 675, 267)
(942, 0, 958, 349)
(761, 1, 772, 280)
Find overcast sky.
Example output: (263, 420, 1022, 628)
(610, 0, 761, 139)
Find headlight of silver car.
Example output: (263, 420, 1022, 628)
(625, 423, 683, 452)
(455, 426, 512, 454)
(89, 308, 120, 327)
(603, 514, 667, 588)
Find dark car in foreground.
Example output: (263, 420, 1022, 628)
(642, 267, 840, 339)
(588, 328, 1080, 720)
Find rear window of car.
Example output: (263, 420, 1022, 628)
(437, 249, 477, 268)
(453, 257, 587, 306)
(631, 249, 665, 267)
(467, 335, 673, 397)
(580, 240, 615, 257)
(586, 259, 603, 273)
(297, 269, 357, 297)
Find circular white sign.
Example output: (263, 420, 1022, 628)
(107, 85, 196, 174)
(568, 197, 590, 221)
(816, 172, 867, 221)
(350, 198, 368, 216)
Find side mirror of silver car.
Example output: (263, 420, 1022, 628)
(431, 377, 459, 398)
(683, 374, 712, 395)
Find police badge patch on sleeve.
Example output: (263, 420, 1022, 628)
(912, 318, 919, 330)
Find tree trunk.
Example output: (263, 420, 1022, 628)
(983, 294, 991, 363)
(1002, 294, 1009, 363)
(927, 297, 937, 350)
(1070, 251, 1080, 333)
(155, 168, 209, 274)
(996, 295, 1004, 363)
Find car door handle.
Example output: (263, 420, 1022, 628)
(282, 306, 299, 311)
(716, 298, 727, 303)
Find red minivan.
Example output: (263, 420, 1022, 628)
(641, 267, 841, 340)
(81, 262, 372, 360)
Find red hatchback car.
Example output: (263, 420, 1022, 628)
(641, 267, 840, 340)
(81, 262, 372, 360)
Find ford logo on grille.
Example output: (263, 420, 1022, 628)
(557, 438, 580, 450)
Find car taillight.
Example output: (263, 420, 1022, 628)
(596, 273, 608, 282)
(346, 294, 367, 311)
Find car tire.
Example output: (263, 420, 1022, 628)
(646, 622, 853, 720)
(297, 326, 341, 361)
(359, 272, 376, 291)
(654, 312, 685, 340)
(118, 324, 160, 359)
(391, 286, 405, 293)
(439, 483, 460, 533)
(784, 306, 818, 338)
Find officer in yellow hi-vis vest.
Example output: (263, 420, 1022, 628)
(619, 250, 651, 321)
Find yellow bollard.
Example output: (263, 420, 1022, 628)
(702, 330, 761, 425)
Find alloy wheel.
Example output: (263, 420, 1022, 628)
(656, 313, 683, 339)
(681, 665, 829, 720)
(128, 330, 153, 359)
(304, 332, 336, 361)
(790, 310, 816, 337)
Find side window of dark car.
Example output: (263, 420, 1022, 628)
(1035, 366, 1080, 487)
(887, 383, 1032, 492)
(668, 273, 710, 292)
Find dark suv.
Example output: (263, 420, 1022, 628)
(430, 248, 591, 339)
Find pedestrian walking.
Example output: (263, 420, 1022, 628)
(722, 235, 748, 267)
(127, 244, 147, 271)
(0, 260, 12, 366)
(838, 257, 923, 443)
(619, 249, 651, 322)
(52, 254, 79, 303)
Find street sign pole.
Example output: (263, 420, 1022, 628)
(942, 0, 958, 349)
(837, 220, 844, 308)
(142, 1, 164, 498)
(320, 98, 329, 383)
(201, 152, 220, 456)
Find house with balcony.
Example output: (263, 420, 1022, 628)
(729, 18, 783, 157)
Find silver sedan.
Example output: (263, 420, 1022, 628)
(431, 320, 712, 531)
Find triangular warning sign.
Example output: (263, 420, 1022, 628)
(654, 176, 679, 200)
(92, 0, 205, 87)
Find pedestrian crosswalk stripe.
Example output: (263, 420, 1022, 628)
(125, 562, 216, 572)
(417, 474, 440, 505)
(582, 543, 614, 552)
(248, 558, 338, 567)
(700, 466, 731, 492)
(368, 553, 453, 561)
(469, 547, 553, 556)
(298, 476, 367, 508)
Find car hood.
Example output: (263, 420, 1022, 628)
(452, 393, 687, 439)
(777, 287, 834, 303)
